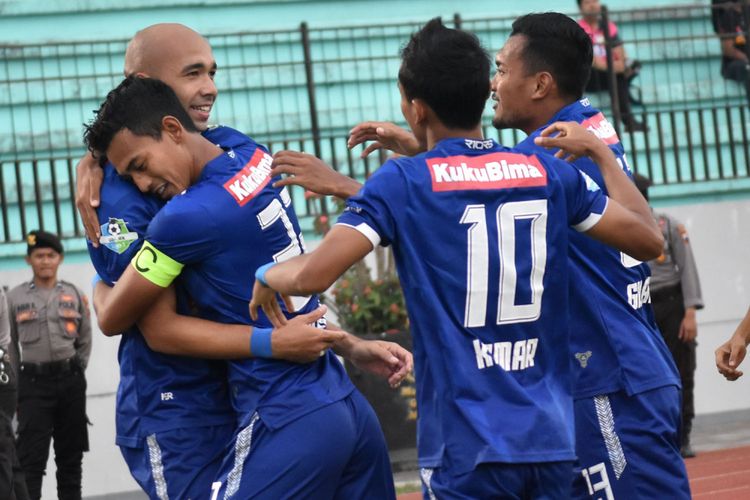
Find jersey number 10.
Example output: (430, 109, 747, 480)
(460, 200, 548, 328)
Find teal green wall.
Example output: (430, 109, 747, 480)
(0, 0, 744, 268)
(0, 0, 684, 44)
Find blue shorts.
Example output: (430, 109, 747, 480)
(572, 385, 690, 499)
(210, 390, 395, 499)
(423, 461, 574, 499)
(120, 423, 234, 500)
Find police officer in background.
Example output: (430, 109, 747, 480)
(7, 231, 91, 500)
(0, 286, 29, 500)
(635, 175, 704, 459)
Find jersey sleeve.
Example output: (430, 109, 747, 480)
(204, 125, 259, 163)
(334, 160, 404, 247)
(133, 201, 220, 288)
(87, 164, 163, 285)
(550, 155, 609, 232)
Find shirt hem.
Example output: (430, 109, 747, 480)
(451, 450, 576, 475)
(574, 377, 681, 400)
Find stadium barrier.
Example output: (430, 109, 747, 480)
(0, 3, 748, 246)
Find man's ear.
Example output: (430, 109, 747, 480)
(162, 116, 185, 143)
(412, 98, 429, 125)
(532, 72, 554, 100)
(24, 255, 31, 266)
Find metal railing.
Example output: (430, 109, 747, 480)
(0, 3, 748, 245)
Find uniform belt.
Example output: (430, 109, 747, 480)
(21, 356, 78, 377)
(650, 283, 682, 301)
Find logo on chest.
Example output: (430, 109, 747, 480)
(223, 149, 274, 206)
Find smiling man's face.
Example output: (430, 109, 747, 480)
(106, 125, 193, 200)
(125, 25, 218, 131)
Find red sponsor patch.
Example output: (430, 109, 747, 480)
(223, 148, 274, 206)
(580, 112, 620, 145)
(427, 152, 547, 192)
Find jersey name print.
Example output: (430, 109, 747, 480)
(428, 152, 547, 191)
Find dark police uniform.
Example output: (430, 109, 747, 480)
(7, 232, 91, 500)
(0, 287, 29, 500)
(649, 212, 704, 456)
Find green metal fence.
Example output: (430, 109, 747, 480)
(0, 3, 748, 246)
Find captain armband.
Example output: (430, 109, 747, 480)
(130, 241, 184, 288)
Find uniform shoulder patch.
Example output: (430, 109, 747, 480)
(99, 217, 138, 254)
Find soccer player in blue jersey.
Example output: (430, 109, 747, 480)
(491, 14, 690, 499)
(85, 24, 362, 499)
(83, 76, 406, 499)
(250, 18, 664, 499)
(92, 138, 343, 500)
(336, 13, 690, 499)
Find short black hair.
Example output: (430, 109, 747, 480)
(398, 18, 490, 130)
(510, 13, 593, 100)
(83, 76, 197, 163)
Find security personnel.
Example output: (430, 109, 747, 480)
(7, 231, 91, 500)
(636, 175, 704, 459)
(0, 286, 29, 500)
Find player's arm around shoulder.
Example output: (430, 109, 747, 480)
(250, 225, 376, 323)
(535, 121, 662, 260)
(136, 286, 343, 363)
(93, 242, 175, 335)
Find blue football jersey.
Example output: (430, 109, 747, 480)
(336, 137, 608, 474)
(141, 143, 354, 429)
(516, 99, 680, 399)
(87, 125, 254, 446)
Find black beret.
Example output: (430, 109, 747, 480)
(26, 230, 63, 255)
